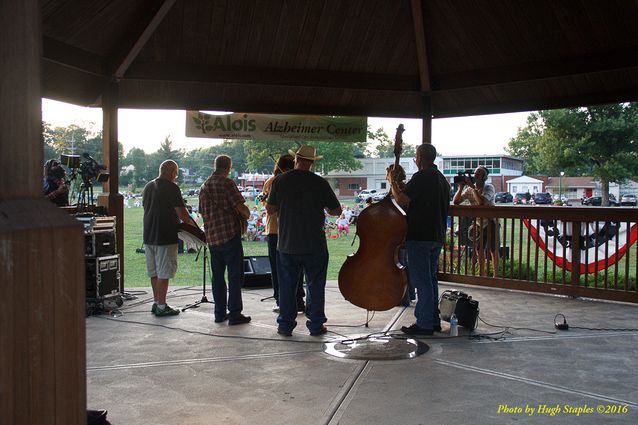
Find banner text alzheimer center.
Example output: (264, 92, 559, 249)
(186, 111, 367, 143)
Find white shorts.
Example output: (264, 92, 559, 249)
(145, 244, 178, 279)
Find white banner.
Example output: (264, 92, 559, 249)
(185, 111, 367, 143)
(523, 219, 637, 273)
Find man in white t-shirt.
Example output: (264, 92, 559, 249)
(453, 166, 499, 277)
(343, 206, 354, 224)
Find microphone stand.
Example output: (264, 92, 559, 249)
(182, 245, 214, 311)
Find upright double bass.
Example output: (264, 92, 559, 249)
(338, 125, 407, 311)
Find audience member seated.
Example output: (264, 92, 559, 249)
(324, 215, 338, 238)
(336, 214, 350, 237)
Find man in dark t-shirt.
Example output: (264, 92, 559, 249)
(266, 145, 342, 336)
(391, 143, 450, 335)
(143, 160, 194, 317)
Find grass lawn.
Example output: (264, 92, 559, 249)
(122, 199, 636, 290)
(123, 198, 360, 287)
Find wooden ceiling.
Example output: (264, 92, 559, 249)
(41, 0, 638, 118)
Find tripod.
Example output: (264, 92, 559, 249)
(75, 179, 95, 211)
(182, 245, 214, 311)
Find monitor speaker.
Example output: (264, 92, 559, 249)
(243, 256, 272, 288)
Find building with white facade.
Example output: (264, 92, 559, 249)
(441, 154, 524, 191)
(440, 154, 524, 178)
(324, 157, 431, 197)
(325, 153, 525, 197)
(506, 176, 545, 195)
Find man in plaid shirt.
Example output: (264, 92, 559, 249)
(199, 155, 251, 325)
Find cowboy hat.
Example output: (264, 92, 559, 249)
(288, 145, 323, 161)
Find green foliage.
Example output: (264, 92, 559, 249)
(243, 139, 363, 175)
(507, 103, 638, 205)
(313, 141, 364, 174)
(243, 140, 293, 172)
(497, 259, 537, 280)
(43, 122, 103, 163)
(42, 121, 57, 161)
(505, 112, 546, 175)
(122, 147, 149, 190)
(157, 136, 183, 162)
(368, 126, 416, 158)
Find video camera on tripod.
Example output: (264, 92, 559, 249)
(60, 152, 110, 208)
(453, 170, 475, 185)
(61, 153, 110, 183)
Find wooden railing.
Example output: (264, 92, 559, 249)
(440, 205, 638, 303)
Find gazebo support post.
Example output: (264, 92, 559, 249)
(0, 2, 86, 424)
(97, 81, 125, 291)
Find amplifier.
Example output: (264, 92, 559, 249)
(85, 230, 116, 257)
(86, 254, 120, 299)
(243, 256, 272, 288)
(76, 214, 116, 233)
(439, 290, 479, 330)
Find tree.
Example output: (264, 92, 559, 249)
(48, 123, 103, 162)
(244, 140, 295, 173)
(368, 126, 416, 158)
(42, 121, 58, 162)
(215, 140, 248, 175)
(313, 141, 364, 174)
(143, 136, 184, 183)
(122, 147, 148, 190)
(507, 103, 638, 206)
(505, 113, 546, 175)
(243, 139, 362, 175)
(156, 136, 183, 162)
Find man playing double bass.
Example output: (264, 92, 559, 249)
(390, 143, 450, 336)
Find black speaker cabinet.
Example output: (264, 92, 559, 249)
(85, 230, 116, 257)
(243, 256, 272, 288)
(86, 254, 120, 299)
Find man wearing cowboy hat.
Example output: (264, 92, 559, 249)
(266, 145, 342, 337)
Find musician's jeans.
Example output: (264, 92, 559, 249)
(398, 247, 415, 306)
(276, 249, 328, 334)
(209, 235, 244, 321)
(267, 234, 280, 302)
(268, 234, 306, 307)
(406, 240, 442, 330)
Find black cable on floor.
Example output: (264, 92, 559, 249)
(477, 315, 557, 335)
(91, 315, 335, 345)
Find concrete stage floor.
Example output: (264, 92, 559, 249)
(86, 281, 638, 425)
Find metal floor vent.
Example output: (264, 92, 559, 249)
(323, 336, 428, 360)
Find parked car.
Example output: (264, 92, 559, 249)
(582, 196, 602, 206)
(531, 192, 552, 205)
(241, 188, 260, 199)
(620, 194, 637, 206)
(495, 192, 513, 203)
(356, 189, 378, 202)
(513, 193, 529, 205)
(372, 191, 389, 201)
(582, 194, 619, 206)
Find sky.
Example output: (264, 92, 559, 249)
(41, 98, 531, 157)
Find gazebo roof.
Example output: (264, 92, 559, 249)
(41, 0, 638, 118)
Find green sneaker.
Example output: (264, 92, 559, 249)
(151, 303, 157, 314)
(154, 304, 180, 317)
